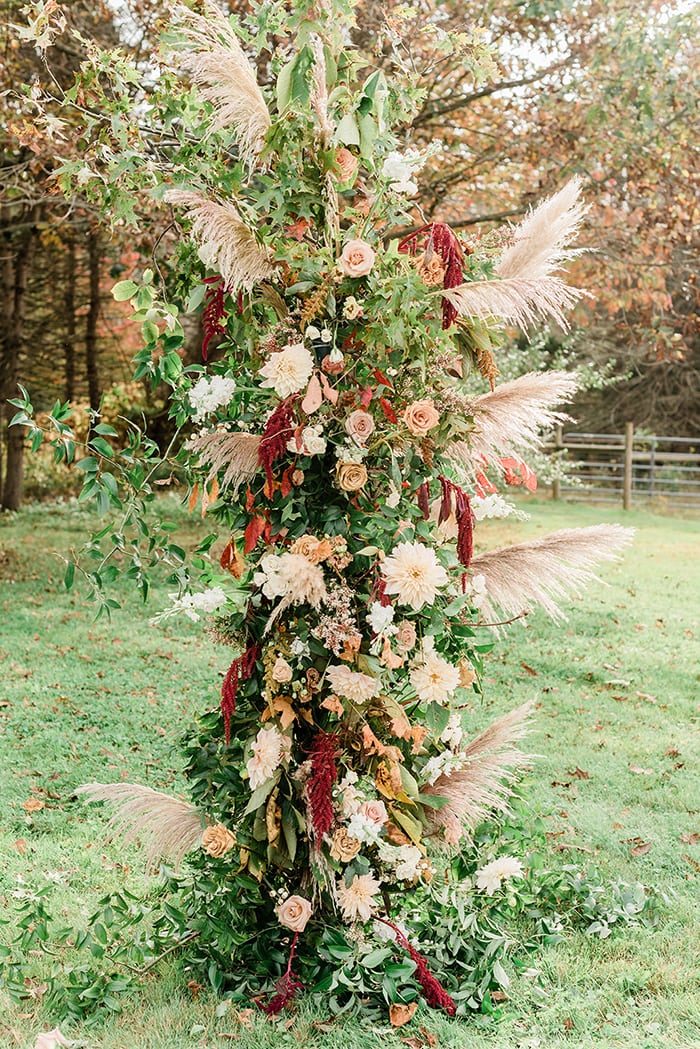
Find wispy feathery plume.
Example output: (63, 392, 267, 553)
(442, 275, 583, 331)
(75, 783, 204, 870)
(496, 179, 588, 281)
(187, 430, 262, 494)
(174, 3, 270, 165)
(447, 371, 578, 471)
(471, 524, 634, 622)
(165, 190, 273, 292)
(424, 701, 533, 844)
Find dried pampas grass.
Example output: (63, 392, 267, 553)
(165, 190, 273, 292)
(496, 179, 588, 282)
(471, 524, 634, 622)
(447, 371, 578, 472)
(442, 275, 583, 331)
(175, 3, 270, 165)
(76, 783, 205, 870)
(424, 701, 533, 844)
(187, 430, 261, 494)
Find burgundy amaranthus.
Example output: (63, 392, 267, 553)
(307, 731, 340, 840)
(375, 917, 456, 1017)
(201, 275, 228, 361)
(398, 222, 466, 329)
(221, 642, 260, 745)
(258, 395, 299, 493)
(417, 480, 431, 520)
(438, 474, 474, 568)
(260, 931, 304, 1015)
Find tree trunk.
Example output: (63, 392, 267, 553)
(1, 208, 37, 511)
(64, 235, 77, 402)
(85, 229, 102, 419)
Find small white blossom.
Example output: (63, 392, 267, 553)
(440, 712, 463, 751)
(367, 602, 396, 637)
(422, 751, 463, 785)
(155, 586, 227, 623)
(381, 148, 426, 196)
(290, 637, 310, 659)
(287, 423, 327, 456)
(334, 439, 368, 464)
(305, 325, 321, 340)
(475, 856, 525, 895)
(472, 494, 515, 521)
(346, 812, 382, 844)
(385, 482, 401, 509)
(188, 375, 236, 422)
(320, 328, 333, 343)
(465, 573, 489, 610)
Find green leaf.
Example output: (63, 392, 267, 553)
(336, 112, 361, 146)
(64, 561, 75, 590)
(112, 279, 139, 301)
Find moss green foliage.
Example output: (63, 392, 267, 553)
(1, 499, 698, 1047)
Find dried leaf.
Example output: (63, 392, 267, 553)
(630, 841, 652, 857)
(390, 1001, 418, 1027)
(680, 832, 700, 845)
(14, 838, 28, 854)
(301, 374, 323, 414)
(22, 798, 45, 813)
(629, 765, 654, 776)
(220, 538, 245, 579)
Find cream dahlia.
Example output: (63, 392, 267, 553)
(410, 649, 460, 704)
(259, 342, 314, 397)
(326, 664, 378, 702)
(246, 726, 284, 790)
(381, 541, 448, 610)
(337, 872, 382, 922)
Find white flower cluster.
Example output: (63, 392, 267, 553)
(346, 812, 382, 845)
(472, 493, 515, 521)
(475, 856, 525, 895)
(378, 842, 424, 881)
(422, 750, 464, 785)
(464, 573, 489, 610)
(287, 423, 326, 456)
(334, 438, 368, 464)
(188, 375, 236, 422)
(156, 586, 227, 623)
(366, 601, 396, 638)
(381, 148, 426, 196)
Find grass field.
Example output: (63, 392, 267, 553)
(0, 497, 698, 1049)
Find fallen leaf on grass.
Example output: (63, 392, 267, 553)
(390, 1002, 418, 1027)
(567, 767, 590, 780)
(419, 1028, 438, 1047)
(14, 838, 28, 855)
(630, 841, 652, 857)
(520, 662, 538, 676)
(402, 1033, 438, 1049)
(33, 1030, 69, 1049)
(22, 798, 45, 813)
(629, 765, 654, 776)
(681, 833, 700, 845)
(682, 854, 700, 873)
(636, 692, 657, 703)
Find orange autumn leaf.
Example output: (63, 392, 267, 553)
(188, 483, 199, 513)
(321, 694, 344, 716)
(220, 538, 245, 579)
(262, 695, 297, 730)
(390, 1001, 417, 1028)
(22, 798, 45, 813)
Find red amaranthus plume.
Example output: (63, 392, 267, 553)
(221, 642, 260, 744)
(417, 481, 430, 520)
(258, 395, 299, 495)
(375, 917, 456, 1016)
(259, 931, 304, 1015)
(438, 474, 474, 568)
(307, 731, 340, 840)
(201, 275, 228, 361)
(398, 222, 467, 329)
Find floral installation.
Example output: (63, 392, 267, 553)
(26, 0, 636, 1022)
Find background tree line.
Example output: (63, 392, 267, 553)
(1, 0, 697, 509)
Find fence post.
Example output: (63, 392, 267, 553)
(623, 422, 634, 510)
(552, 425, 563, 501)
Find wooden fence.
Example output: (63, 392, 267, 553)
(548, 425, 700, 510)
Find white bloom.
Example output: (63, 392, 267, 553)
(326, 665, 378, 701)
(441, 711, 463, 751)
(367, 602, 396, 637)
(334, 438, 368, 464)
(287, 423, 327, 456)
(255, 552, 327, 608)
(259, 342, 314, 398)
(422, 751, 463, 785)
(346, 812, 382, 844)
(290, 637, 310, 658)
(188, 375, 236, 422)
(320, 328, 333, 343)
(305, 325, 321, 340)
(337, 872, 382, 923)
(381, 541, 449, 611)
(475, 856, 525, 895)
(162, 586, 227, 622)
(410, 648, 460, 704)
(254, 554, 287, 600)
(381, 148, 425, 196)
(246, 726, 284, 790)
(394, 845, 423, 881)
(464, 572, 489, 610)
(385, 482, 401, 509)
(343, 296, 364, 320)
(472, 493, 514, 521)
(373, 917, 409, 943)
(339, 783, 363, 818)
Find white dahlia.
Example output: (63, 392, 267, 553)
(337, 872, 382, 923)
(326, 664, 378, 702)
(410, 649, 460, 705)
(381, 541, 448, 610)
(259, 342, 314, 398)
(246, 726, 284, 790)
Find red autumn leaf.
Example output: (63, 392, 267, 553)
(359, 386, 373, 408)
(379, 396, 397, 423)
(244, 514, 267, 554)
(285, 217, 310, 241)
(373, 368, 393, 388)
(220, 538, 245, 579)
(280, 468, 293, 499)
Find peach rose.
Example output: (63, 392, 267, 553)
(395, 620, 417, 651)
(338, 238, 376, 278)
(201, 824, 236, 858)
(359, 799, 388, 825)
(416, 251, 446, 287)
(402, 399, 440, 437)
(329, 828, 362, 862)
(336, 462, 368, 492)
(290, 534, 320, 559)
(276, 894, 313, 933)
(271, 656, 293, 683)
(335, 147, 359, 183)
(345, 409, 375, 445)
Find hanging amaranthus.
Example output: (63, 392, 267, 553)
(307, 731, 340, 840)
(375, 917, 456, 1016)
(221, 642, 260, 744)
(398, 222, 467, 329)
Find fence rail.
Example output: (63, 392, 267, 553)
(547, 425, 700, 510)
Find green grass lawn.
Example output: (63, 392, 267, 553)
(0, 497, 698, 1049)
